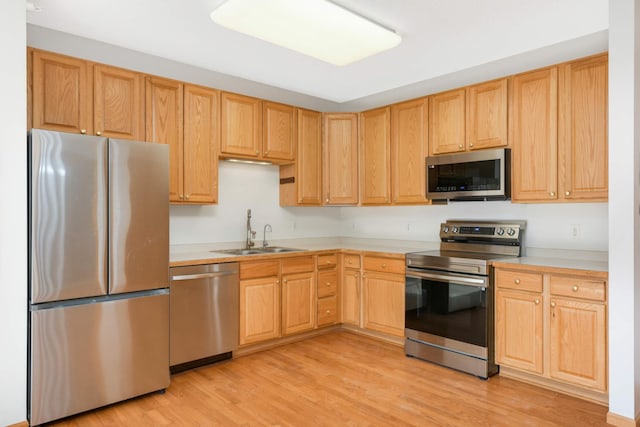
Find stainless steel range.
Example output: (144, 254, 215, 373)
(405, 220, 526, 379)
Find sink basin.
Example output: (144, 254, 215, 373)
(210, 246, 305, 256)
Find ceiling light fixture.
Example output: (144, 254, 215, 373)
(210, 0, 402, 66)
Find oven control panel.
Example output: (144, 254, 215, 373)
(440, 221, 525, 242)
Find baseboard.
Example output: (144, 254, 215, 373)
(234, 325, 341, 357)
(339, 324, 405, 347)
(499, 366, 608, 406)
(7, 421, 29, 427)
(606, 411, 640, 427)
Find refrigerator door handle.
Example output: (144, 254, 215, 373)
(172, 272, 236, 281)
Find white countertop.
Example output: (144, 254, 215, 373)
(170, 237, 608, 273)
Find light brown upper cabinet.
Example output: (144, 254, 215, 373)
(263, 101, 295, 162)
(429, 88, 466, 155)
(429, 79, 508, 156)
(31, 49, 144, 140)
(323, 113, 359, 205)
(558, 53, 608, 202)
(146, 77, 219, 204)
(391, 97, 429, 204)
(359, 106, 391, 205)
(512, 55, 608, 203)
(220, 92, 262, 159)
(466, 78, 508, 150)
(280, 108, 323, 206)
(510, 67, 558, 202)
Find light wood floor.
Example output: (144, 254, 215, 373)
(50, 331, 608, 426)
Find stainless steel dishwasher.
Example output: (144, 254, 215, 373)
(169, 262, 239, 373)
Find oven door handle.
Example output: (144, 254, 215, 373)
(406, 270, 487, 287)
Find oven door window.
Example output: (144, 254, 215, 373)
(405, 276, 487, 347)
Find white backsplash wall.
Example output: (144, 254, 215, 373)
(170, 161, 342, 244)
(338, 202, 608, 251)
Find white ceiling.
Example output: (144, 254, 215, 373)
(26, 0, 609, 104)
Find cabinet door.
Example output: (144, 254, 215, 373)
(296, 108, 322, 205)
(467, 78, 508, 150)
(511, 67, 558, 202)
(495, 289, 543, 374)
(32, 50, 92, 134)
(323, 113, 358, 205)
(342, 269, 361, 326)
(239, 277, 281, 345)
(359, 107, 391, 205)
(362, 271, 404, 337)
(549, 298, 606, 391)
(183, 84, 219, 204)
(93, 64, 144, 140)
(263, 101, 295, 162)
(281, 272, 315, 336)
(391, 97, 428, 204)
(220, 92, 261, 157)
(145, 77, 184, 202)
(558, 54, 608, 202)
(428, 88, 465, 155)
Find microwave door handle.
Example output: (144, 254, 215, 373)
(406, 271, 487, 287)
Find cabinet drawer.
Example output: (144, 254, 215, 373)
(550, 276, 606, 301)
(317, 253, 337, 269)
(317, 295, 338, 326)
(343, 254, 361, 269)
(281, 256, 315, 274)
(363, 256, 404, 274)
(240, 260, 279, 280)
(495, 269, 543, 293)
(317, 270, 338, 298)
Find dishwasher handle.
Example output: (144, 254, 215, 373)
(171, 271, 237, 281)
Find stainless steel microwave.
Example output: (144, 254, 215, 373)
(426, 148, 510, 201)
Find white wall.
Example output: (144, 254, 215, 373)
(170, 161, 342, 245)
(0, 0, 27, 425)
(608, 0, 640, 421)
(339, 202, 608, 251)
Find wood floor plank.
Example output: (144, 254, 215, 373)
(49, 331, 608, 426)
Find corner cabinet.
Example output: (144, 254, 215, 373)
(323, 113, 359, 205)
(494, 264, 608, 403)
(390, 97, 429, 204)
(359, 107, 391, 205)
(279, 108, 323, 206)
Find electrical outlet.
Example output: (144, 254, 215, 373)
(570, 224, 580, 239)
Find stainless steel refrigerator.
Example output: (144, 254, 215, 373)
(28, 129, 170, 425)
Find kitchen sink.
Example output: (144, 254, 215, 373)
(210, 246, 305, 256)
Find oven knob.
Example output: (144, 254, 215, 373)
(507, 228, 516, 236)
(443, 226, 449, 233)
(497, 228, 505, 236)
(452, 227, 459, 233)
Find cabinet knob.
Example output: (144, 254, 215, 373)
(550, 192, 556, 197)
(186, 194, 191, 200)
(179, 195, 184, 200)
(572, 285, 579, 292)
(326, 282, 331, 286)
(80, 129, 87, 134)
(325, 198, 329, 203)
(96, 131, 102, 136)
(283, 279, 288, 283)
(534, 299, 540, 305)
(348, 260, 352, 264)
(565, 191, 571, 196)
(458, 144, 463, 149)
(255, 150, 260, 154)
(514, 279, 520, 284)
(325, 310, 331, 314)
(276, 280, 280, 284)
(469, 143, 474, 147)
(382, 263, 387, 268)
(550, 302, 556, 308)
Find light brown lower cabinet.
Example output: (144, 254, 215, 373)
(239, 275, 281, 345)
(281, 271, 315, 335)
(362, 271, 405, 337)
(341, 254, 361, 326)
(316, 253, 339, 327)
(494, 265, 607, 399)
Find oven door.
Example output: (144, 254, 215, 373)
(405, 267, 491, 357)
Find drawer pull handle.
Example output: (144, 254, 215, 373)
(514, 279, 520, 284)
(382, 263, 387, 268)
(325, 310, 331, 314)
(534, 299, 540, 305)
(572, 285, 579, 292)
(326, 282, 331, 286)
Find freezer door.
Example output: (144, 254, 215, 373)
(29, 129, 108, 304)
(109, 139, 169, 294)
(29, 292, 170, 425)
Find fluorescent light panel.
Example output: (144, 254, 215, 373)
(210, 0, 402, 66)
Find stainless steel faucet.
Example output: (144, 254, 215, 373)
(245, 209, 256, 249)
(263, 224, 272, 248)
